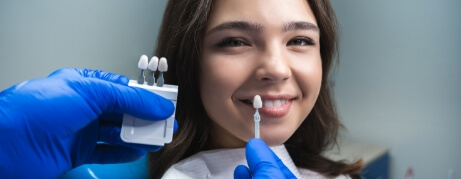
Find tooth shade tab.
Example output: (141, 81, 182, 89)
(148, 56, 159, 71)
(253, 95, 262, 108)
(138, 55, 148, 69)
(158, 57, 168, 72)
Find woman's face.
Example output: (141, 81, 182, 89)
(200, 0, 322, 147)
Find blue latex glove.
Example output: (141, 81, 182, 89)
(234, 138, 297, 179)
(0, 68, 175, 178)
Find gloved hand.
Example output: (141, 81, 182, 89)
(0, 68, 175, 178)
(234, 138, 297, 179)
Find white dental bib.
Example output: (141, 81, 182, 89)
(162, 145, 350, 179)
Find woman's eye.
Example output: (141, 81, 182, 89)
(216, 38, 248, 47)
(287, 37, 315, 46)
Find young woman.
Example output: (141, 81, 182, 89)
(150, 0, 363, 178)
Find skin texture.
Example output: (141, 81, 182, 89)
(200, 0, 322, 148)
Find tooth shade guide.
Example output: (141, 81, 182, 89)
(158, 57, 168, 72)
(253, 95, 262, 108)
(148, 56, 159, 71)
(156, 57, 167, 87)
(137, 55, 149, 84)
(138, 55, 148, 69)
(253, 95, 261, 138)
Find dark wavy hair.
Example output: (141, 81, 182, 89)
(148, 0, 363, 178)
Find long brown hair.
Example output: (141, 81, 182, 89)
(149, 0, 363, 178)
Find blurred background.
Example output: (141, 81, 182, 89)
(332, 1, 461, 178)
(1, 1, 460, 178)
(0, 1, 167, 89)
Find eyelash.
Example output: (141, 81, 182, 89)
(215, 37, 316, 47)
(216, 37, 248, 47)
(287, 37, 316, 46)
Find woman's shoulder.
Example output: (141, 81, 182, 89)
(161, 147, 247, 178)
(160, 145, 352, 179)
(162, 166, 352, 179)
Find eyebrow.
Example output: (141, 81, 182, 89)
(206, 21, 319, 35)
(206, 21, 264, 35)
(283, 21, 319, 32)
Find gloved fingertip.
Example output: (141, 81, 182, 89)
(247, 138, 267, 150)
(97, 70, 130, 85)
(125, 87, 175, 120)
(245, 138, 280, 173)
(83, 69, 130, 85)
(97, 84, 174, 120)
(234, 165, 251, 179)
(248, 138, 264, 143)
(173, 119, 178, 133)
(118, 76, 130, 86)
(155, 94, 176, 118)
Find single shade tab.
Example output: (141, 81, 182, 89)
(253, 95, 261, 138)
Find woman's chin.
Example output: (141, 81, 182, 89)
(259, 134, 291, 146)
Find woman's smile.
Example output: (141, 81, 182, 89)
(239, 94, 295, 118)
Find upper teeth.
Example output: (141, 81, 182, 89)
(262, 99, 289, 107)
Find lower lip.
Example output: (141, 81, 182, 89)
(257, 101, 292, 118)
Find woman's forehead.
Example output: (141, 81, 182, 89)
(207, 0, 317, 31)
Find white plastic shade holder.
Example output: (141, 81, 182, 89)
(120, 80, 177, 146)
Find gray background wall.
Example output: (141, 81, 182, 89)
(1, 1, 460, 178)
(331, 1, 461, 178)
(0, 1, 168, 90)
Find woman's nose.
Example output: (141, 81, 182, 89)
(255, 48, 291, 83)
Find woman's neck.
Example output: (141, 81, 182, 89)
(205, 121, 247, 150)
